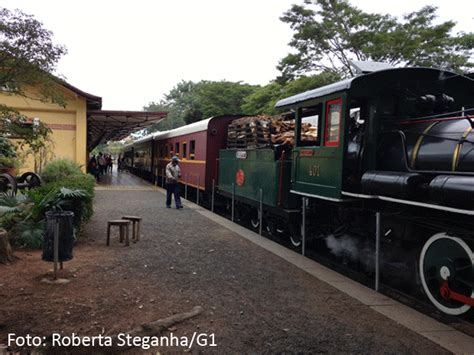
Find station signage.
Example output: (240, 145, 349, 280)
(300, 149, 314, 157)
(235, 151, 247, 159)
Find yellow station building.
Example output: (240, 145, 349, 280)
(1, 81, 166, 173)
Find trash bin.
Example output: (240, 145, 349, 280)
(42, 211, 75, 262)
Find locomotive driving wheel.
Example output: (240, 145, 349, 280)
(419, 233, 474, 315)
(289, 230, 301, 248)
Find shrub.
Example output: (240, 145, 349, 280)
(0, 193, 44, 249)
(41, 159, 83, 183)
(15, 220, 45, 249)
(0, 165, 95, 249)
(0, 137, 17, 158)
(0, 156, 19, 169)
(29, 173, 95, 227)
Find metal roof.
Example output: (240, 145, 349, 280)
(152, 118, 211, 140)
(87, 110, 167, 150)
(134, 133, 154, 144)
(59, 79, 102, 110)
(275, 77, 354, 108)
(275, 67, 463, 108)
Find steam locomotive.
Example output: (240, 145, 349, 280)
(124, 66, 474, 317)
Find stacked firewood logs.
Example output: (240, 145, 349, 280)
(227, 115, 318, 148)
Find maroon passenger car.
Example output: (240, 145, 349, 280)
(152, 115, 241, 191)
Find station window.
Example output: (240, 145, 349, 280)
(182, 142, 187, 158)
(324, 98, 342, 147)
(298, 104, 321, 146)
(189, 140, 195, 160)
(175, 142, 180, 156)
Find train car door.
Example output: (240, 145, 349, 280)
(291, 94, 346, 200)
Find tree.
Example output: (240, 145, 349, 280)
(144, 100, 186, 132)
(278, 0, 474, 79)
(1, 7, 66, 172)
(1, 7, 67, 105)
(1, 7, 65, 153)
(145, 80, 259, 131)
(242, 71, 341, 115)
(190, 81, 257, 123)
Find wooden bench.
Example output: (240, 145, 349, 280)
(107, 220, 131, 246)
(122, 216, 142, 241)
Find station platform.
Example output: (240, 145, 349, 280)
(86, 168, 474, 352)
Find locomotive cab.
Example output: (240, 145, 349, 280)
(276, 67, 474, 205)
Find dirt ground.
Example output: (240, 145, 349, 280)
(0, 185, 452, 354)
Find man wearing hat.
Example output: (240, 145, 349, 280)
(165, 156, 183, 209)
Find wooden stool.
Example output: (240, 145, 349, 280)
(122, 216, 142, 241)
(107, 220, 131, 246)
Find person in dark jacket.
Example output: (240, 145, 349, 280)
(88, 155, 99, 181)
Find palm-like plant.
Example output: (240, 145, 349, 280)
(0, 188, 87, 248)
(37, 187, 87, 212)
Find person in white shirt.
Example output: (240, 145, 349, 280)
(97, 153, 106, 176)
(165, 156, 182, 209)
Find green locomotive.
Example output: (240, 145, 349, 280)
(220, 64, 474, 316)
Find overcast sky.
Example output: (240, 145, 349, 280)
(2, 0, 473, 110)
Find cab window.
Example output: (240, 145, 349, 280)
(325, 98, 342, 147)
(298, 104, 321, 146)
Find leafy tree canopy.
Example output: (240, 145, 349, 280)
(1, 7, 67, 105)
(278, 0, 474, 79)
(242, 70, 341, 115)
(91, 141, 126, 156)
(144, 80, 259, 131)
(1, 7, 65, 160)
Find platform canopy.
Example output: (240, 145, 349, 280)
(87, 110, 167, 150)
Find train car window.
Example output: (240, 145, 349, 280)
(175, 142, 180, 156)
(183, 142, 187, 158)
(324, 98, 342, 147)
(169, 144, 173, 157)
(190, 140, 195, 160)
(298, 104, 321, 146)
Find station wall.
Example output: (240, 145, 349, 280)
(0, 84, 88, 173)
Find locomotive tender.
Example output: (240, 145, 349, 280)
(124, 66, 474, 316)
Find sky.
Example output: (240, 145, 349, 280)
(2, 0, 473, 111)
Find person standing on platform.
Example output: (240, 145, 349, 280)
(98, 153, 106, 176)
(166, 156, 182, 209)
(106, 154, 113, 173)
(88, 155, 99, 182)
